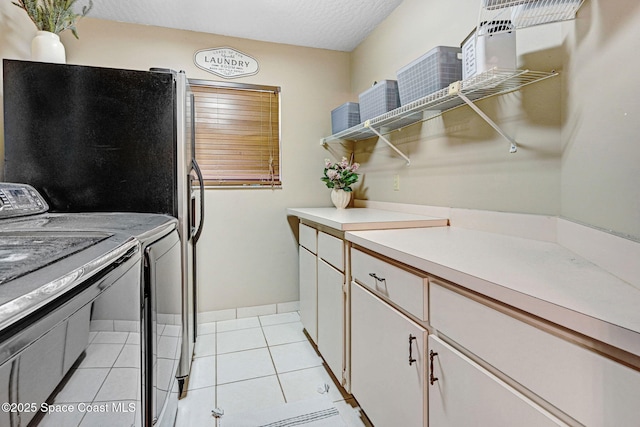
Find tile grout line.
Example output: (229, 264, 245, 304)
(185, 314, 368, 427)
(212, 373, 281, 388)
(194, 314, 310, 424)
(259, 315, 289, 404)
(214, 320, 219, 427)
(73, 332, 130, 427)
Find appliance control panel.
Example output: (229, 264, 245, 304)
(0, 183, 49, 218)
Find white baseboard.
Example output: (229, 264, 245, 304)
(198, 301, 300, 325)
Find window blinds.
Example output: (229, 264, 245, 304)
(191, 82, 281, 187)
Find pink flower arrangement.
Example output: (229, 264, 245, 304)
(321, 157, 360, 192)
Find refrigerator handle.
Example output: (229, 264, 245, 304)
(192, 158, 205, 244)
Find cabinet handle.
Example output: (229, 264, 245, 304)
(408, 334, 417, 366)
(429, 350, 439, 385)
(369, 272, 385, 282)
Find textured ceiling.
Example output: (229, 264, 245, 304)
(83, 0, 404, 52)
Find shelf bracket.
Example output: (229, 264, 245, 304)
(457, 92, 518, 153)
(364, 121, 411, 166)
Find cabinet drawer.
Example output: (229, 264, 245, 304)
(351, 248, 428, 321)
(430, 281, 640, 426)
(318, 231, 343, 271)
(299, 223, 317, 254)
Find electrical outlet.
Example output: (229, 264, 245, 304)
(393, 174, 400, 191)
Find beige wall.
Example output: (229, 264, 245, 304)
(0, 8, 352, 311)
(349, 0, 640, 240)
(560, 0, 640, 239)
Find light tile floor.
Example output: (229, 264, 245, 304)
(175, 312, 372, 426)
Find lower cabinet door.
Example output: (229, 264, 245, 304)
(351, 282, 427, 427)
(299, 246, 317, 343)
(317, 258, 345, 382)
(428, 335, 566, 427)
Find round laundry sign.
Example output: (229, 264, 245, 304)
(194, 47, 259, 79)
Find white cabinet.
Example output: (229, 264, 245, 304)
(297, 222, 349, 388)
(299, 245, 318, 343)
(343, 221, 640, 426)
(317, 258, 345, 381)
(351, 282, 427, 427)
(316, 229, 348, 387)
(428, 335, 565, 427)
(316, 229, 347, 385)
(430, 281, 640, 427)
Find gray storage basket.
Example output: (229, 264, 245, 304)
(358, 80, 400, 122)
(331, 102, 360, 134)
(483, 0, 536, 10)
(396, 46, 462, 106)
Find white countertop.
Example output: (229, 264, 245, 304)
(287, 207, 448, 231)
(346, 227, 640, 356)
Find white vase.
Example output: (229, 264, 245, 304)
(31, 31, 66, 64)
(331, 189, 351, 209)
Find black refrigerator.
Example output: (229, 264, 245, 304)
(2, 58, 204, 408)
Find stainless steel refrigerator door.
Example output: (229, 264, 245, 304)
(189, 158, 205, 340)
(176, 71, 196, 384)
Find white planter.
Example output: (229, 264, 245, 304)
(331, 189, 351, 209)
(31, 31, 66, 64)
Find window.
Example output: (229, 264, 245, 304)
(190, 80, 281, 187)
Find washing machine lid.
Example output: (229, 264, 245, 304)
(0, 231, 110, 285)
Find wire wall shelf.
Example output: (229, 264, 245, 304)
(478, 0, 586, 34)
(322, 68, 558, 150)
(321, 0, 580, 163)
